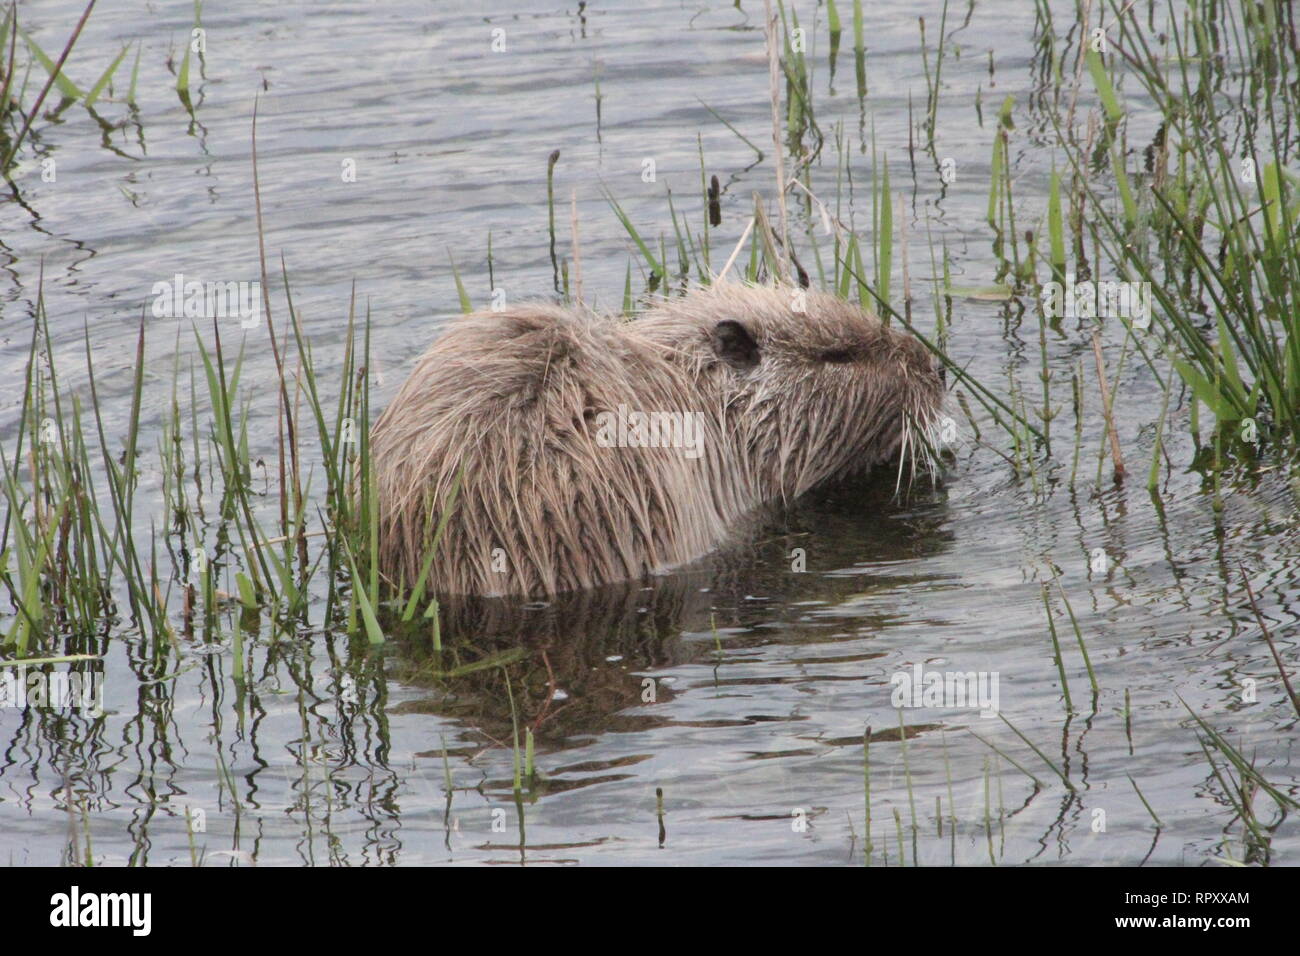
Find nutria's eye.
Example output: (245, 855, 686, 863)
(819, 348, 856, 364)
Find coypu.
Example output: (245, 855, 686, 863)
(371, 281, 946, 598)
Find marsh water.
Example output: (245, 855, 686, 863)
(2, 0, 1297, 866)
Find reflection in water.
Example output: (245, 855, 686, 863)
(390, 473, 953, 752)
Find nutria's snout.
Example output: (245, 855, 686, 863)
(371, 280, 950, 598)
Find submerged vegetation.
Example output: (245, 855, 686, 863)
(1, 0, 1298, 866)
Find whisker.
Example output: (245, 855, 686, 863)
(894, 419, 910, 498)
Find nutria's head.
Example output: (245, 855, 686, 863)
(637, 282, 947, 500)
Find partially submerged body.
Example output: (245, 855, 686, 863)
(371, 282, 946, 598)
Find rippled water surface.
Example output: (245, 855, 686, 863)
(2, 0, 1297, 866)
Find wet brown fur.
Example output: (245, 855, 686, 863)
(371, 281, 945, 598)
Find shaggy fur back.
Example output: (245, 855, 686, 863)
(371, 281, 943, 598)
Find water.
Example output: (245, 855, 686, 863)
(1, 0, 1297, 866)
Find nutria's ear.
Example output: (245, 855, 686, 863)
(710, 320, 760, 369)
